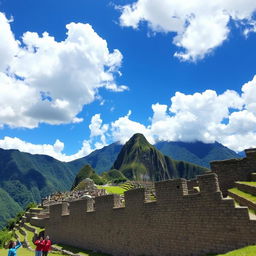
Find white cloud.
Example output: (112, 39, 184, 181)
(1, 76, 256, 158)
(89, 114, 109, 147)
(99, 75, 256, 152)
(110, 110, 154, 144)
(0, 13, 127, 128)
(119, 0, 256, 61)
(0, 136, 93, 161)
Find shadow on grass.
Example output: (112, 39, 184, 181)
(55, 243, 112, 256)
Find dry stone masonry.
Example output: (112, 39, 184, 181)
(33, 173, 256, 256)
(211, 148, 256, 196)
(30, 149, 256, 256)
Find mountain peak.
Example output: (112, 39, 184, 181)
(125, 133, 153, 152)
(111, 133, 208, 181)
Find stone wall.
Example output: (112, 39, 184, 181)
(39, 173, 256, 256)
(210, 148, 256, 196)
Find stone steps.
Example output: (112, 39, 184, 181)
(228, 189, 256, 213)
(235, 182, 256, 196)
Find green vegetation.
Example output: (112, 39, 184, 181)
(101, 169, 127, 184)
(0, 230, 12, 248)
(2, 246, 64, 256)
(0, 188, 22, 228)
(26, 202, 38, 210)
(0, 147, 79, 227)
(0, 133, 240, 227)
(207, 245, 256, 255)
(229, 188, 256, 203)
(237, 181, 256, 187)
(120, 182, 137, 190)
(72, 165, 105, 190)
(97, 185, 125, 195)
(24, 222, 44, 234)
(109, 133, 209, 182)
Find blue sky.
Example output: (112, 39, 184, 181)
(0, 0, 256, 160)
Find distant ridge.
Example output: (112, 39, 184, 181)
(155, 141, 240, 168)
(69, 138, 241, 173)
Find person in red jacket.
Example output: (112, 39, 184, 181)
(42, 236, 52, 256)
(34, 237, 44, 256)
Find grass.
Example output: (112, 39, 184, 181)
(229, 188, 256, 203)
(206, 245, 256, 255)
(97, 186, 125, 195)
(25, 222, 45, 233)
(120, 182, 136, 190)
(23, 228, 35, 249)
(236, 181, 256, 187)
(2, 247, 64, 256)
(17, 230, 25, 242)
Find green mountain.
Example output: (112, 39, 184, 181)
(71, 164, 104, 190)
(68, 139, 240, 174)
(0, 188, 21, 228)
(0, 148, 77, 228)
(110, 133, 209, 181)
(67, 143, 122, 174)
(155, 141, 240, 168)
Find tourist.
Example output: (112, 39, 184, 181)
(34, 236, 44, 256)
(8, 240, 22, 256)
(42, 236, 51, 256)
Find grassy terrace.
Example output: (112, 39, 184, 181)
(97, 185, 125, 195)
(25, 222, 45, 233)
(23, 227, 35, 249)
(236, 181, 256, 187)
(207, 245, 256, 256)
(229, 188, 256, 203)
(17, 229, 25, 242)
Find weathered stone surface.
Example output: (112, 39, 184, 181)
(34, 173, 256, 256)
(211, 148, 256, 196)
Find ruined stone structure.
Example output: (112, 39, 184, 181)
(211, 148, 256, 196)
(34, 173, 256, 256)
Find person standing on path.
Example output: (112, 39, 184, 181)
(8, 240, 22, 256)
(34, 237, 44, 256)
(42, 236, 51, 256)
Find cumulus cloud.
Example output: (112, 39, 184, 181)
(0, 114, 110, 161)
(89, 114, 109, 148)
(111, 110, 154, 144)
(1, 76, 256, 158)
(98, 75, 256, 152)
(0, 12, 127, 128)
(0, 136, 93, 161)
(119, 0, 256, 61)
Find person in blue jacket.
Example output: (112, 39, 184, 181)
(8, 240, 22, 256)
